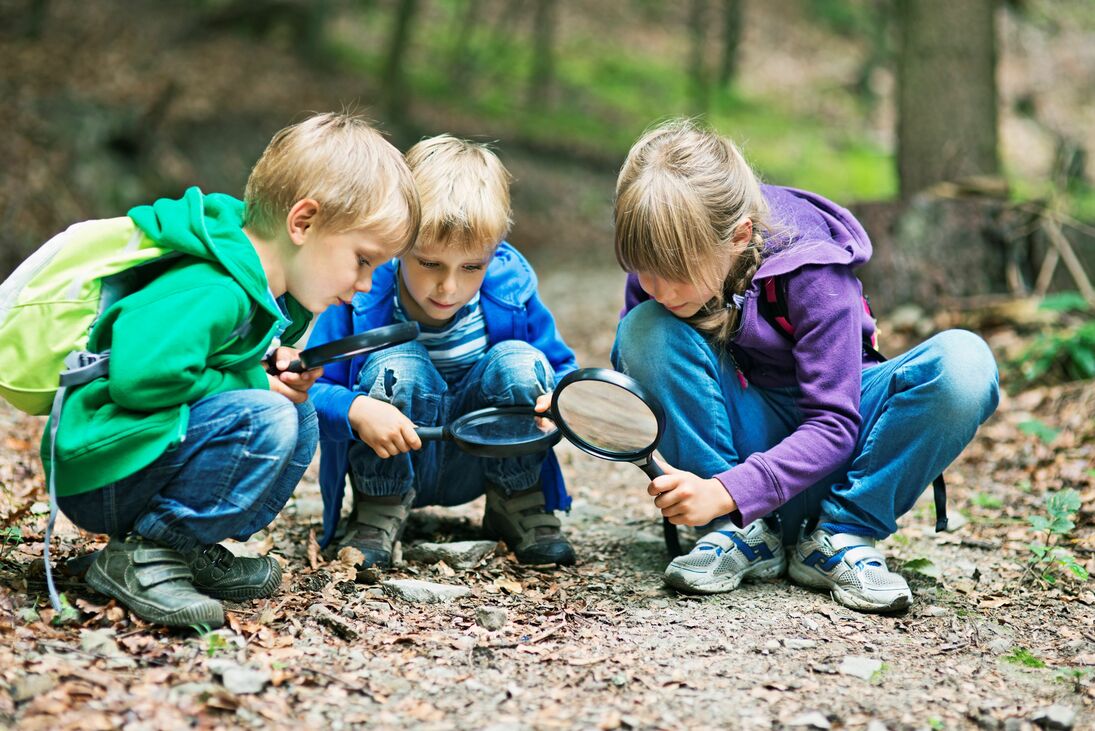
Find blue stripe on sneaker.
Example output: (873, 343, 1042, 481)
(727, 533, 757, 561)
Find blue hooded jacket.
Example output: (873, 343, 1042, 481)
(310, 242, 578, 547)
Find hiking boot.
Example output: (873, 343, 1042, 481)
(482, 484, 576, 566)
(184, 543, 282, 601)
(84, 535, 224, 628)
(663, 518, 786, 594)
(788, 526, 912, 613)
(331, 491, 415, 571)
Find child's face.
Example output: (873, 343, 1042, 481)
(636, 271, 717, 319)
(288, 227, 396, 314)
(399, 240, 494, 327)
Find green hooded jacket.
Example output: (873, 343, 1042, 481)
(42, 187, 311, 496)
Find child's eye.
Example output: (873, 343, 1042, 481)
(418, 260, 439, 269)
(462, 264, 484, 273)
(357, 256, 371, 268)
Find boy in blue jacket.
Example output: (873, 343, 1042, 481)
(310, 135, 579, 570)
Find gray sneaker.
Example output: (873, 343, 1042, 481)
(185, 543, 282, 601)
(331, 491, 415, 571)
(663, 518, 786, 594)
(482, 484, 576, 566)
(788, 527, 912, 613)
(85, 535, 224, 628)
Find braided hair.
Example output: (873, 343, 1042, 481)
(614, 119, 771, 346)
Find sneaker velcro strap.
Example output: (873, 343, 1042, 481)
(504, 491, 546, 513)
(519, 513, 561, 530)
(839, 544, 886, 566)
(133, 547, 189, 565)
(354, 503, 410, 533)
(135, 563, 193, 588)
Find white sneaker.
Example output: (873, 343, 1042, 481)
(663, 519, 786, 594)
(788, 528, 912, 613)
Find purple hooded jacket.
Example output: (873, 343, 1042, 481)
(622, 185, 881, 526)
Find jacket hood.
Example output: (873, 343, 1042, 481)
(128, 187, 284, 321)
(754, 185, 873, 279)
(352, 241, 537, 315)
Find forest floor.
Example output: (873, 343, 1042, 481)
(1, 264, 1093, 731)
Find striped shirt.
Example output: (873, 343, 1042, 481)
(393, 288, 489, 382)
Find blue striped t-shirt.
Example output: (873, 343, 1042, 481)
(393, 287, 489, 382)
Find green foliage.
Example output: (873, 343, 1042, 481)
(1004, 647, 1046, 668)
(903, 557, 940, 579)
(1017, 419, 1060, 444)
(51, 593, 81, 626)
(0, 525, 23, 561)
(1039, 291, 1092, 313)
(927, 718, 945, 731)
(1008, 318, 1095, 392)
(971, 493, 1003, 510)
(1027, 489, 1089, 585)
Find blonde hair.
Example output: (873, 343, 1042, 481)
(405, 134, 512, 253)
(244, 112, 420, 254)
(614, 118, 770, 345)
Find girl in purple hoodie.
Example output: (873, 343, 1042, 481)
(611, 119, 999, 613)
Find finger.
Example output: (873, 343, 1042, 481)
(654, 489, 684, 510)
(649, 475, 679, 494)
(402, 424, 422, 451)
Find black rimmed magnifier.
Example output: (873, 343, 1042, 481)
(271, 321, 421, 373)
(549, 368, 681, 557)
(415, 405, 562, 456)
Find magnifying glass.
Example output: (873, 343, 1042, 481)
(271, 321, 421, 373)
(415, 406, 562, 456)
(549, 367, 681, 557)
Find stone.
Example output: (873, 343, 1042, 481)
(308, 603, 360, 640)
(1031, 705, 1076, 730)
(404, 541, 497, 570)
(382, 579, 470, 603)
(788, 711, 831, 729)
(222, 666, 271, 695)
(866, 721, 890, 731)
(782, 638, 817, 650)
(475, 606, 507, 631)
(838, 655, 884, 681)
(10, 673, 54, 703)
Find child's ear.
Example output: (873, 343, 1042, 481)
(731, 219, 753, 246)
(286, 198, 321, 246)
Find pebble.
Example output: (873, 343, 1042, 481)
(382, 579, 471, 603)
(838, 655, 884, 681)
(404, 541, 497, 570)
(475, 606, 507, 631)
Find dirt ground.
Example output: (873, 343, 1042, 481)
(1, 262, 1093, 731)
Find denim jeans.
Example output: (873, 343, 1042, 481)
(612, 302, 1000, 543)
(347, 340, 554, 507)
(58, 390, 319, 553)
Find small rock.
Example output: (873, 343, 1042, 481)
(221, 666, 271, 695)
(1031, 705, 1076, 730)
(382, 579, 470, 604)
(866, 721, 890, 731)
(782, 638, 817, 650)
(475, 606, 507, 631)
(764, 639, 781, 651)
(1003, 718, 1023, 731)
(404, 541, 497, 570)
(80, 628, 122, 657)
(987, 638, 1013, 654)
(838, 655, 884, 681)
(10, 673, 54, 703)
(789, 711, 831, 729)
(925, 605, 949, 617)
(308, 603, 360, 640)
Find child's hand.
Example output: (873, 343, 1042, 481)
(265, 346, 322, 403)
(648, 464, 737, 526)
(533, 392, 553, 413)
(349, 395, 422, 459)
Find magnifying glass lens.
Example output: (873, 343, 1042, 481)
(453, 410, 557, 446)
(554, 380, 659, 455)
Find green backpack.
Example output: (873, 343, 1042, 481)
(0, 216, 177, 415)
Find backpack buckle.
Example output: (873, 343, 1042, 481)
(59, 350, 111, 387)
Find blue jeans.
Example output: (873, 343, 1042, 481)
(612, 302, 1000, 543)
(347, 340, 554, 506)
(58, 390, 318, 553)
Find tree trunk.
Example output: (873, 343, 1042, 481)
(448, 0, 483, 88)
(687, 0, 710, 114)
(717, 0, 742, 88)
(383, 0, 419, 125)
(896, 0, 999, 198)
(527, 0, 558, 107)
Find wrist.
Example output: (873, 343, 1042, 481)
(709, 477, 737, 514)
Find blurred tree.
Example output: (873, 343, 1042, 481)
(448, 0, 483, 89)
(383, 0, 420, 124)
(688, 0, 711, 113)
(896, 0, 1000, 197)
(717, 0, 742, 87)
(527, 0, 558, 107)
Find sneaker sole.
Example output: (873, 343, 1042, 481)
(787, 559, 912, 613)
(663, 555, 786, 594)
(86, 562, 225, 628)
(197, 564, 283, 601)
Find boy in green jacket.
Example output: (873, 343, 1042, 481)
(43, 112, 420, 628)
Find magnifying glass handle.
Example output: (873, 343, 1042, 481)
(633, 457, 682, 557)
(637, 455, 665, 480)
(415, 426, 445, 441)
(265, 358, 308, 374)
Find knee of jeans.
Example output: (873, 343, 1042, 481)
(240, 390, 300, 457)
(481, 341, 553, 403)
(926, 329, 1001, 419)
(358, 341, 443, 405)
(614, 300, 707, 380)
(295, 399, 320, 452)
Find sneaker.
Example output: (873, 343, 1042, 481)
(332, 491, 415, 571)
(663, 519, 786, 594)
(788, 527, 912, 613)
(85, 535, 224, 628)
(482, 484, 576, 566)
(185, 543, 282, 601)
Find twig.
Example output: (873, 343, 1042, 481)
(1043, 217, 1095, 305)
